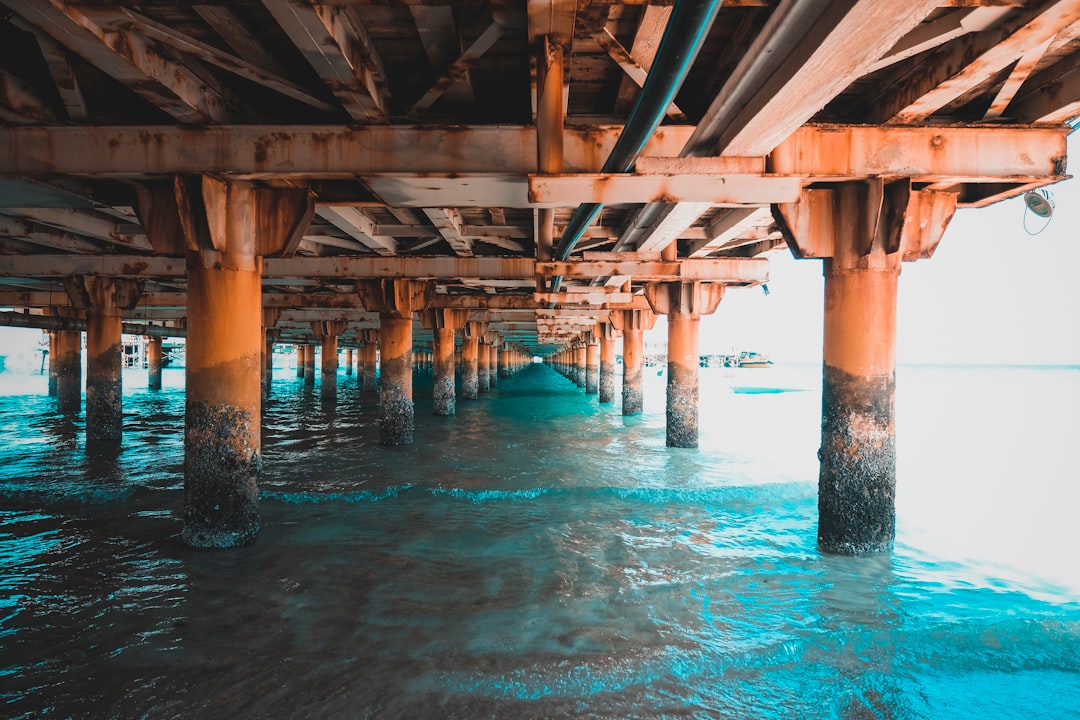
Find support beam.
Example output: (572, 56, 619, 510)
(644, 282, 724, 447)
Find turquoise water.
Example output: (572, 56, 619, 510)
(1, 359, 1079, 718)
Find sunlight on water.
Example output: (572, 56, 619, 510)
(0, 361, 1078, 718)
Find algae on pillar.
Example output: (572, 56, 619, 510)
(644, 281, 724, 448)
(64, 275, 144, 443)
(774, 179, 957, 554)
(356, 279, 435, 445)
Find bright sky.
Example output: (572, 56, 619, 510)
(700, 132, 1080, 366)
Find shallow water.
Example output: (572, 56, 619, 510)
(1, 361, 1079, 718)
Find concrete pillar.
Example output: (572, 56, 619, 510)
(478, 339, 490, 393)
(54, 328, 82, 411)
(262, 309, 280, 398)
(147, 336, 163, 390)
(64, 275, 143, 443)
(644, 282, 724, 448)
(499, 342, 511, 379)
(47, 330, 58, 395)
(575, 344, 587, 388)
(356, 279, 435, 445)
(303, 344, 315, 386)
(159, 175, 315, 548)
(461, 335, 479, 400)
(345, 348, 353, 376)
(295, 344, 304, 377)
(463, 318, 487, 399)
(420, 308, 469, 416)
(313, 320, 347, 401)
(599, 322, 618, 403)
(611, 309, 656, 415)
(773, 180, 956, 553)
(585, 333, 600, 394)
(488, 337, 499, 390)
(358, 329, 378, 392)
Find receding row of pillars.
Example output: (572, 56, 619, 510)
(37, 175, 947, 558)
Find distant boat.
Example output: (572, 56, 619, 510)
(738, 351, 773, 368)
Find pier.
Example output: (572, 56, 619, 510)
(0, 0, 1076, 553)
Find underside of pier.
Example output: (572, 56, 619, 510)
(1, 0, 1077, 550)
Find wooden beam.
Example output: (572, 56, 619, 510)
(410, 5, 475, 105)
(23, 23, 90, 121)
(0, 69, 56, 123)
(315, 207, 396, 255)
(873, 0, 1080, 123)
(1004, 48, 1080, 122)
(593, 27, 685, 121)
(690, 0, 940, 156)
(123, 8, 336, 112)
(422, 208, 474, 257)
(5, 0, 229, 123)
(409, 21, 506, 117)
(0, 215, 104, 254)
(864, 6, 1011, 74)
(260, 0, 388, 122)
(1, 208, 153, 252)
(613, 4, 671, 115)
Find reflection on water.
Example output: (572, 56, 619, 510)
(1, 363, 1079, 718)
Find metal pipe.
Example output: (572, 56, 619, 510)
(552, 0, 723, 265)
